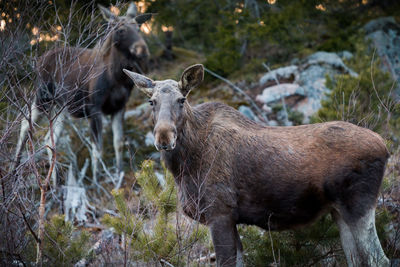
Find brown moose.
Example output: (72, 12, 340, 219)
(124, 64, 390, 267)
(14, 3, 152, 185)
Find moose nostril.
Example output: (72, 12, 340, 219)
(161, 144, 168, 150)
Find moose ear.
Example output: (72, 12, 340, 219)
(123, 69, 155, 97)
(98, 4, 118, 22)
(126, 2, 138, 18)
(134, 13, 152, 25)
(179, 64, 204, 96)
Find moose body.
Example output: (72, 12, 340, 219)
(15, 4, 152, 184)
(36, 46, 136, 118)
(124, 65, 390, 267)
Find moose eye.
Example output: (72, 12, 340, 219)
(117, 28, 126, 35)
(148, 100, 155, 106)
(178, 97, 186, 107)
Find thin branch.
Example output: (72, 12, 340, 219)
(203, 67, 269, 124)
(262, 62, 290, 125)
(17, 203, 40, 244)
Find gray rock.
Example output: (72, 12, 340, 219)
(338, 50, 353, 60)
(364, 17, 400, 92)
(144, 131, 155, 147)
(305, 51, 358, 77)
(259, 65, 299, 85)
(256, 83, 305, 104)
(268, 120, 278, 126)
(124, 102, 150, 119)
(238, 105, 259, 122)
(256, 51, 358, 123)
(262, 104, 272, 114)
(364, 17, 398, 34)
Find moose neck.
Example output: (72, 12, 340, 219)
(101, 36, 135, 88)
(161, 103, 209, 179)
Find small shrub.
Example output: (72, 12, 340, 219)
(25, 214, 91, 266)
(103, 160, 209, 266)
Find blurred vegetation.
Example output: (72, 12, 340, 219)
(144, 0, 400, 76)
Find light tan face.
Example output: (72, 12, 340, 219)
(123, 64, 204, 151)
(148, 80, 186, 150)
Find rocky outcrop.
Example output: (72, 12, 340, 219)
(364, 17, 400, 94)
(259, 66, 299, 85)
(255, 51, 357, 123)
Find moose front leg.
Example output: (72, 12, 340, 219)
(90, 112, 103, 184)
(14, 101, 40, 170)
(209, 215, 240, 267)
(45, 111, 66, 187)
(111, 109, 124, 177)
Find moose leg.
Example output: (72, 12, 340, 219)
(45, 111, 66, 187)
(111, 109, 124, 176)
(234, 226, 244, 267)
(332, 210, 359, 267)
(90, 113, 103, 184)
(14, 101, 40, 169)
(209, 215, 238, 267)
(334, 205, 390, 267)
(347, 208, 390, 267)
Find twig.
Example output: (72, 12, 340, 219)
(203, 67, 269, 124)
(160, 259, 175, 267)
(17, 203, 40, 244)
(370, 49, 390, 113)
(267, 213, 278, 266)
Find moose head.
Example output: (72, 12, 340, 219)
(123, 64, 204, 150)
(98, 3, 152, 61)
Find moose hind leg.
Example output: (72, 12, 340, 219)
(329, 158, 389, 266)
(332, 210, 359, 267)
(348, 208, 390, 267)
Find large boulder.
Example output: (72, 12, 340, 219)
(259, 65, 299, 85)
(256, 83, 305, 104)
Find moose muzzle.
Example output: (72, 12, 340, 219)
(154, 122, 177, 151)
(130, 40, 149, 59)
